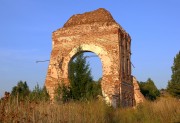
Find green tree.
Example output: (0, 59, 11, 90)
(88, 78, 102, 98)
(11, 81, 30, 99)
(69, 47, 101, 100)
(167, 51, 180, 98)
(139, 78, 160, 100)
(69, 48, 92, 100)
(29, 83, 49, 101)
(55, 83, 72, 103)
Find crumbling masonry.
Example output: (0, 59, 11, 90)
(45, 8, 142, 107)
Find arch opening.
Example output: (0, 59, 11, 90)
(67, 50, 103, 99)
(68, 51, 102, 81)
(63, 44, 112, 79)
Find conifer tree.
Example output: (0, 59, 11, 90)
(69, 47, 94, 100)
(167, 51, 180, 98)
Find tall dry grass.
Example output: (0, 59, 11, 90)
(0, 96, 180, 123)
(113, 97, 180, 123)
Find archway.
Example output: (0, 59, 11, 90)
(69, 51, 102, 82)
(68, 50, 103, 99)
(45, 8, 135, 107)
(64, 44, 115, 105)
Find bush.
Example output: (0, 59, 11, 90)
(54, 83, 72, 103)
(29, 83, 49, 101)
(139, 78, 160, 100)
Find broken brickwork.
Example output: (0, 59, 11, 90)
(45, 8, 135, 107)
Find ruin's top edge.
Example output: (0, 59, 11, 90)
(63, 8, 118, 28)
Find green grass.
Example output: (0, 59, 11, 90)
(0, 96, 180, 123)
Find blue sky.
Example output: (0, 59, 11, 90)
(0, 1, 180, 97)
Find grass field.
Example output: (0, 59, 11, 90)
(0, 96, 180, 123)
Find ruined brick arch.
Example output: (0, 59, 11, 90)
(60, 44, 115, 106)
(45, 8, 140, 108)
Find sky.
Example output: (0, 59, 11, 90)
(0, 1, 180, 97)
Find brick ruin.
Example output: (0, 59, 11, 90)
(45, 8, 142, 107)
(133, 76, 145, 105)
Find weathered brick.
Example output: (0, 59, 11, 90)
(45, 8, 141, 108)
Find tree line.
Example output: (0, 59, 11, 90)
(10, 81, 49, 101)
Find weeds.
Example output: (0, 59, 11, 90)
(0, 95, 180, 123)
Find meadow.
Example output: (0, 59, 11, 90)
(0, 95, 180, 123)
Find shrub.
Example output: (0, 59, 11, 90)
(139, 78, 160, 100)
